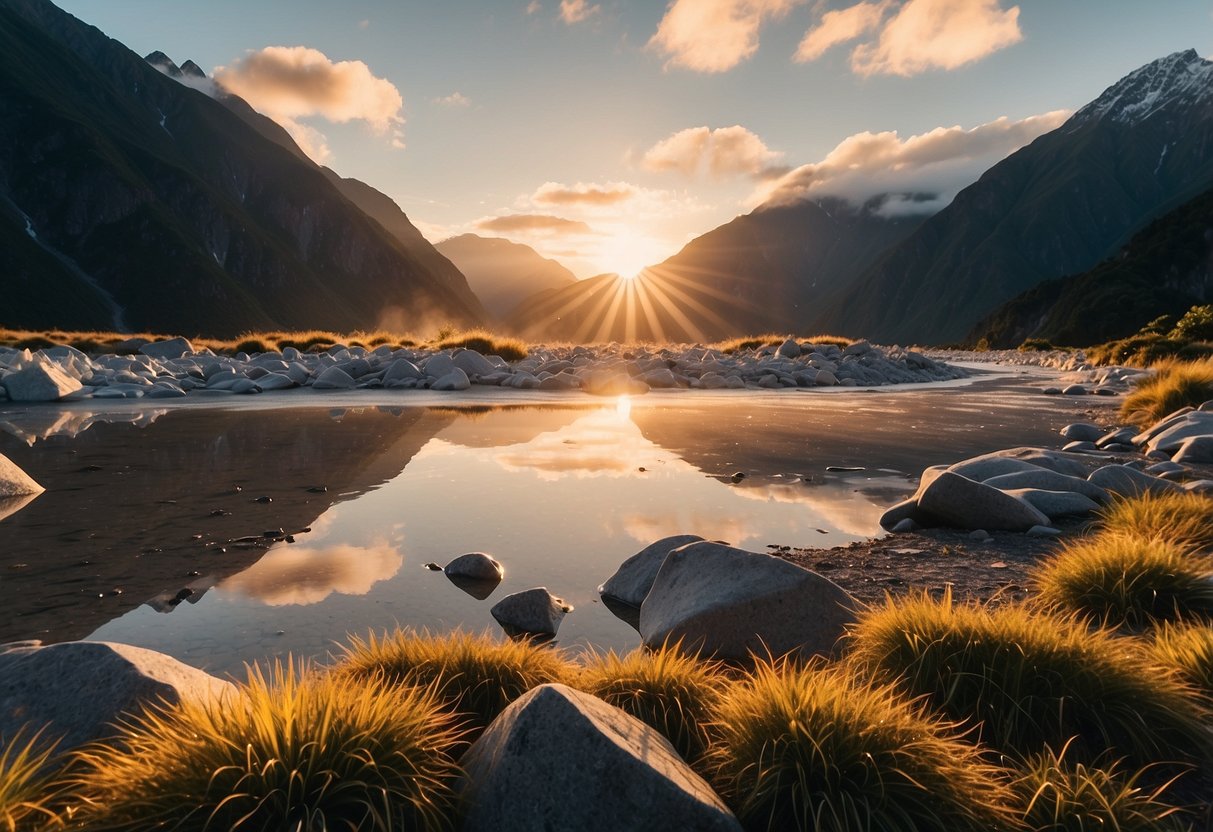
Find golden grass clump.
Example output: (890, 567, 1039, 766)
(1031, 532, 1213, 632)
(1098, 492, 1213, 552)
(431, 328, 528, 362)
(335, 629, 574, 736)
(1120, 358, 1213, 427)
(578, 645, 729, 762)
(68, 660, 462, 831)
(1151, 622, 1213, 696)
(845, 592, 1212, 768)
(705, 659, 1019, 832)
(1011, 743, 1190, 832)
(0, 729, 61, 832)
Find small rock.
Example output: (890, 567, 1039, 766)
(890, 518, 917, 533)
(444, 553, 504, 582)
(1062, 384, 1088, 396)
(599, 535, 705, 608)
(490, 588, 572, 638)
(1027, 525, 1063, 537)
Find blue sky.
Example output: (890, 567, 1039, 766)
(57, 1, 1213, 276)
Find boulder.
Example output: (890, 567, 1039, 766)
(422, 353, 457, 379)
(599, 535, 705, 608)
(138, 337, 194, 360)
(432, 368, 472, 391)
(1172, 435, 1213, 465)
(0, 454, 43, 497)
(312, 366, 356, 390)
(459, 684, 740, 832)
(2, 362, 82, 402)
(491, 588, 572, 638)
(445, 552, 504, 582)
(1146, 413, 1213, 453)
(878, 498, 922, 531)
(0, 641, 234, 753)
(1002, 488, 1100, 519)
(1096, 427, 1137, 448)
(383, 359, 424, 383)
(959, 448, 1093, 478)
(253, 372, 295, 391)
(946, 457, 1045, 482)
(639, 541, 856, 662)
(452, 349, 496, 378)
(1059, 423, 1104, 442)
(917, 472, 1050, 531)
(1088, 465, 1183, 497)
(775, 338, 801, 359)
(981, 469, 1109, 502)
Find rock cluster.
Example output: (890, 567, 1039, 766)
(0, 338, 966, 403)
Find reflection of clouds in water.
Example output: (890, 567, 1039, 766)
(729, 481, 891, 537)
(493, 410, 669, 481)
(221, 539, 403, 606)
(621, 512, 751, 548)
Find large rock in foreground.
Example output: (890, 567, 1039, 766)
(639, 541, 856, 662)
(0, 641, 235, 753)
(0, 453, 43, 496)
(599, 534, 705, 608)
(459, 684, 741, 832)
(1, 361, 82, 402)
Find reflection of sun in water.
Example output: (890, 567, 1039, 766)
(597, 231, 669, 280)
(615, 395, 632, 421)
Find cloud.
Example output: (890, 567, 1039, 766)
(433, 91, 471, 107)
(560, 0, 600, 23)
(214, 46, 405, 161)
(532, 181, 637, 206)
(527, 0, 542, 12)
(849, 0, 1022, 76)
(795, 1, 889, 62)
(476, 214, 596, 234)
(759, 109, 1070, 207)
(642, 125, 786, 179)
(221, 540, 402, 606)
(649, 0, 802, 73)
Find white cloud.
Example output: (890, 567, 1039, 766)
(532, 181, 638, 206)
(560, 0, 600, 24)
(214, 46, 405, 160)
(527, 0, 542, 12)
(850, 0, 1023, 76)
(795, 1, 889, 62)
(649, 0, 803, 73)
(433, 91, 471, 107)
(758, 109, 1070, 207)
(642, 125, 786, 179)
(221, 540, 402, 606)
(476, 214, 597, 234)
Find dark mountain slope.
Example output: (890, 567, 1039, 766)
(435, 234, 577, 320)
(0, 0, 485, 335)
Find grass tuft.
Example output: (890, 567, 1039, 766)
(1097, 492, 1213, 552)
(433, 329, 528, 361)
(68, 659, 461, 831)
(1151, 622, 1213, 696)
(1031, 532, 1213, 632)
(0, 728, 61, 832)
(334, 629, 573, 736)
(1119, 358, 1213, 427)
(578, 644, 728, 762)
(1011, 742, 1190, 832)
(845, 592, 1212, 768)
(705, 659, 1019, 831)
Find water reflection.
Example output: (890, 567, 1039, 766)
(221, 539, 404, 606)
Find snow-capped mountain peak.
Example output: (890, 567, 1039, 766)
(1071, 48, 1213, 127)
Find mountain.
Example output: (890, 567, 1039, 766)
(971, 184, 1213, 347)
(505, 195, 927, 343)
(811, 49, 1213, 345)
(435, 234, 577, 320)
(0, 0, 486, 336)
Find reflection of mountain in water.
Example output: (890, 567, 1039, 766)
(0, 407, 454, 644)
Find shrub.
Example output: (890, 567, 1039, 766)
(1031, 532, 1213, 631)
(1018, 338, 1054, 352)
(233, 337, 273, 355)
(432, 329, 528, 362)
(1140, 314, 1177, 337)
(845, 592, 1212, 768)
(1098, 493, 1213, 552)
(0, 728, 60, 832)
(1011, 743, 1190, 832)
(1151, 622, 1213, 696)
(1119, 358, 1213, 426)
(1169, 304, 1213, 342)
(13, 336, 57, 351)
(705, 659, 1018, 831)
(69, 660, 461, 831)
(335, 629, 574, 736)
(578, 645, 728, 762)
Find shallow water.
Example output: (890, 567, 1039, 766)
(0, 374, 1109, 677)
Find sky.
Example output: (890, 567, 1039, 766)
(56, 0, 1213, 277)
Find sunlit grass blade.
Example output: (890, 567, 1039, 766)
(1120, 357, 1213, 427)
(1151, 621, 1213, 696)
(0, 727, 62, 832)
(1097, 492, 1213, 552)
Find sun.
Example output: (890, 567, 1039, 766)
(596, 230, 670, 280)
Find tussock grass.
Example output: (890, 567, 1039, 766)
(705, 659, 1019, 831)
(1031, 532, 1213, 631)
(578, 645, 728, 762)
(1151, 622, 1213, 696)
(68, 660, 461, 831)
(1098, 492, 1213, 552)
(335, 629, 574, 736)
(713, 333, 854, 354)
(1119, 358, 1213, 427)
(0, 728, 61, 832)
(1011, 743, 1190, 832)
(433, 328, 527, 361)
(845, 592, 1212, 768)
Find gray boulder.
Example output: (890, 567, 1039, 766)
(432, 368, 472, 391)
(491, 588, 572, 638)
(1003, 488, 1100, 519)
(0, 454, 43, 497)
(445, 552, 504, 582)
(312, 366, 356, 390)
(452, 349, 496, 377)
(2, 362, 82, 402)
(0, 641, 234, 753)
(459, 684, 740, 832)
(138, 337, 194, 360)
(639, 541, 856, 662)
(1060, 423, 1103, 442)
(917, 472, 1050, 531)
(1172, 436, 1213, 465)
(422, 353, 457, 379)
(1088, 465, 1183, 497)
(383, 358, 424, 383)
(599, 535, 705, 608)
(947, 457, 1045, 482)
(982, 469, 1109, 502)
